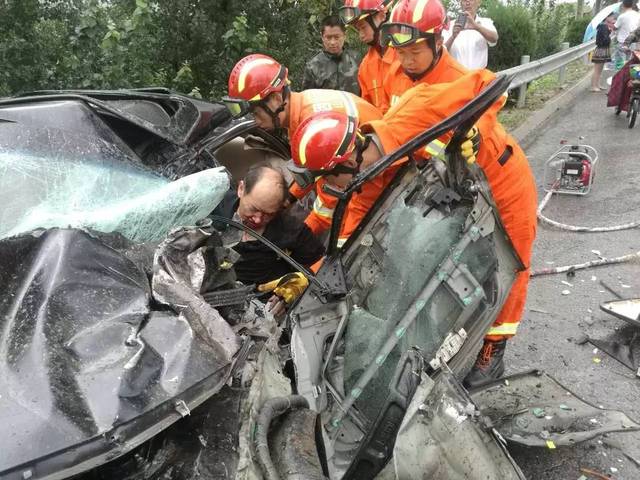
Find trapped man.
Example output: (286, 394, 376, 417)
(302, 15, 361, 95)
(213, 165, 325, 287)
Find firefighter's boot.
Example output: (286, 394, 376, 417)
(463, 339, 507, 389)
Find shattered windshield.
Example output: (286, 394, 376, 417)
(0, 122, 229, 242)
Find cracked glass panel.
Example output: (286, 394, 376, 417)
(343, 201, 496, 420)
(0, 123, 229, 242)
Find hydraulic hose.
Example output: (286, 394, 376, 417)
(537, 190, 640, 232)
(254, 395, 310, 480)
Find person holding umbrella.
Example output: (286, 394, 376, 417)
(591, 13, 616, 91)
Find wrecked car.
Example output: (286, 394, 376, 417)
(1, 83, 638, 480)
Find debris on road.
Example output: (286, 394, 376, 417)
(580, 467, 612, 479)
(563, 289, 572, 295)
(588, 332, 639, 373)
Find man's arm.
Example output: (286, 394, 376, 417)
(444, 23, 463, 50)
(290, 223, 326, 267)
(465, 16, 499, 45)
(624, 25, 640, 47)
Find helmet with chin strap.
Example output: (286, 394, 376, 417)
(224, 54, 290, 128)
(380, 0, 448, 76)
(340, 0, 393, 45)
(290, 111, 364, 175)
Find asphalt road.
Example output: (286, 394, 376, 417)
(504, 77, 640, 480)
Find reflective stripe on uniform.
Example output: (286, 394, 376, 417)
(486, 322, 519, 336)
(313, 196, 335, 218)
(339, 91, 358, 117)
(337, 237, 348, 248)
(423, 138, 447, 159)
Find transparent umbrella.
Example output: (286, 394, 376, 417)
(583, 2, 620, 42)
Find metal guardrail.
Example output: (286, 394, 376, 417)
(497, 39, 596, 108)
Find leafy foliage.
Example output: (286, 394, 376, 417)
(565, 15, 592, 46)
(485, 2, 536, 71)
(0, 0, 592, 99)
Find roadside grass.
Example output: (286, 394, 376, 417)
(499, 59, 592, 131)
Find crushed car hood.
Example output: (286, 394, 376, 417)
(0, 89, 232, 147)
(0, 227, 261, 479)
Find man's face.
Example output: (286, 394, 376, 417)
(461, 0, 480, 15)
(323, 157, 357, 191)
(322, 26, 346, 55)
(237, 177, 283, 230)
(395, 41, 435, 76)
(251, 94, 284, 131)
(354, 18, 375, 44)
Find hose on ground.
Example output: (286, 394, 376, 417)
(531, 250, 640, 276)
(254, 395, 309, 480)
(537, 190, 640, 232)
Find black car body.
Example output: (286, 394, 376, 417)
(0, 84, 638, 480)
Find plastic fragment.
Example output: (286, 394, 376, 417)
(562, 289, 571, 295)
(610, 467, 618, 473)
(561, 280, 574, 287)
(532, 407, 546, 418)
(592, 250, 602, 256)
(593, 357, 602, 364)
(559, 404, 571, 410)
(546, 440, 556, 449)
(621, 284, 631, 288)
(591, 276, 597, 281)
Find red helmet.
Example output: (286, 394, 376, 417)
(291, 111, 360, 172)
(339, 0, 392, 25)
(381, 0, 448, 47)
(227, 54, 289, 102)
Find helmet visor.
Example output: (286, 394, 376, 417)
(222, 96, 252, 118)
(339, 6, 373, 25)
(380, 23, 430, 47)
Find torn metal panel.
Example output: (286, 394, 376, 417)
(152, 225, 242, 360)
(600, 298, 640, 327)
(393, 371, 526, 480)
(470, 370, 640, 448)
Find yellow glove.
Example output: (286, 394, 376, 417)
(257, 272, 309, 304)
(460, 125, 481, 165)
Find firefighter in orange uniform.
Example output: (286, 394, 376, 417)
(339, 0, 398, 112)
(291, 69, 537, 389)
(378, 0, 468, 113)
(224, 54, 382, 235)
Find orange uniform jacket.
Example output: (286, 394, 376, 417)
(381, 49, 468, 112)
(364, 69, 537, 340)
(358, 47, 398, 112)
(286, 90, 383, 235)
